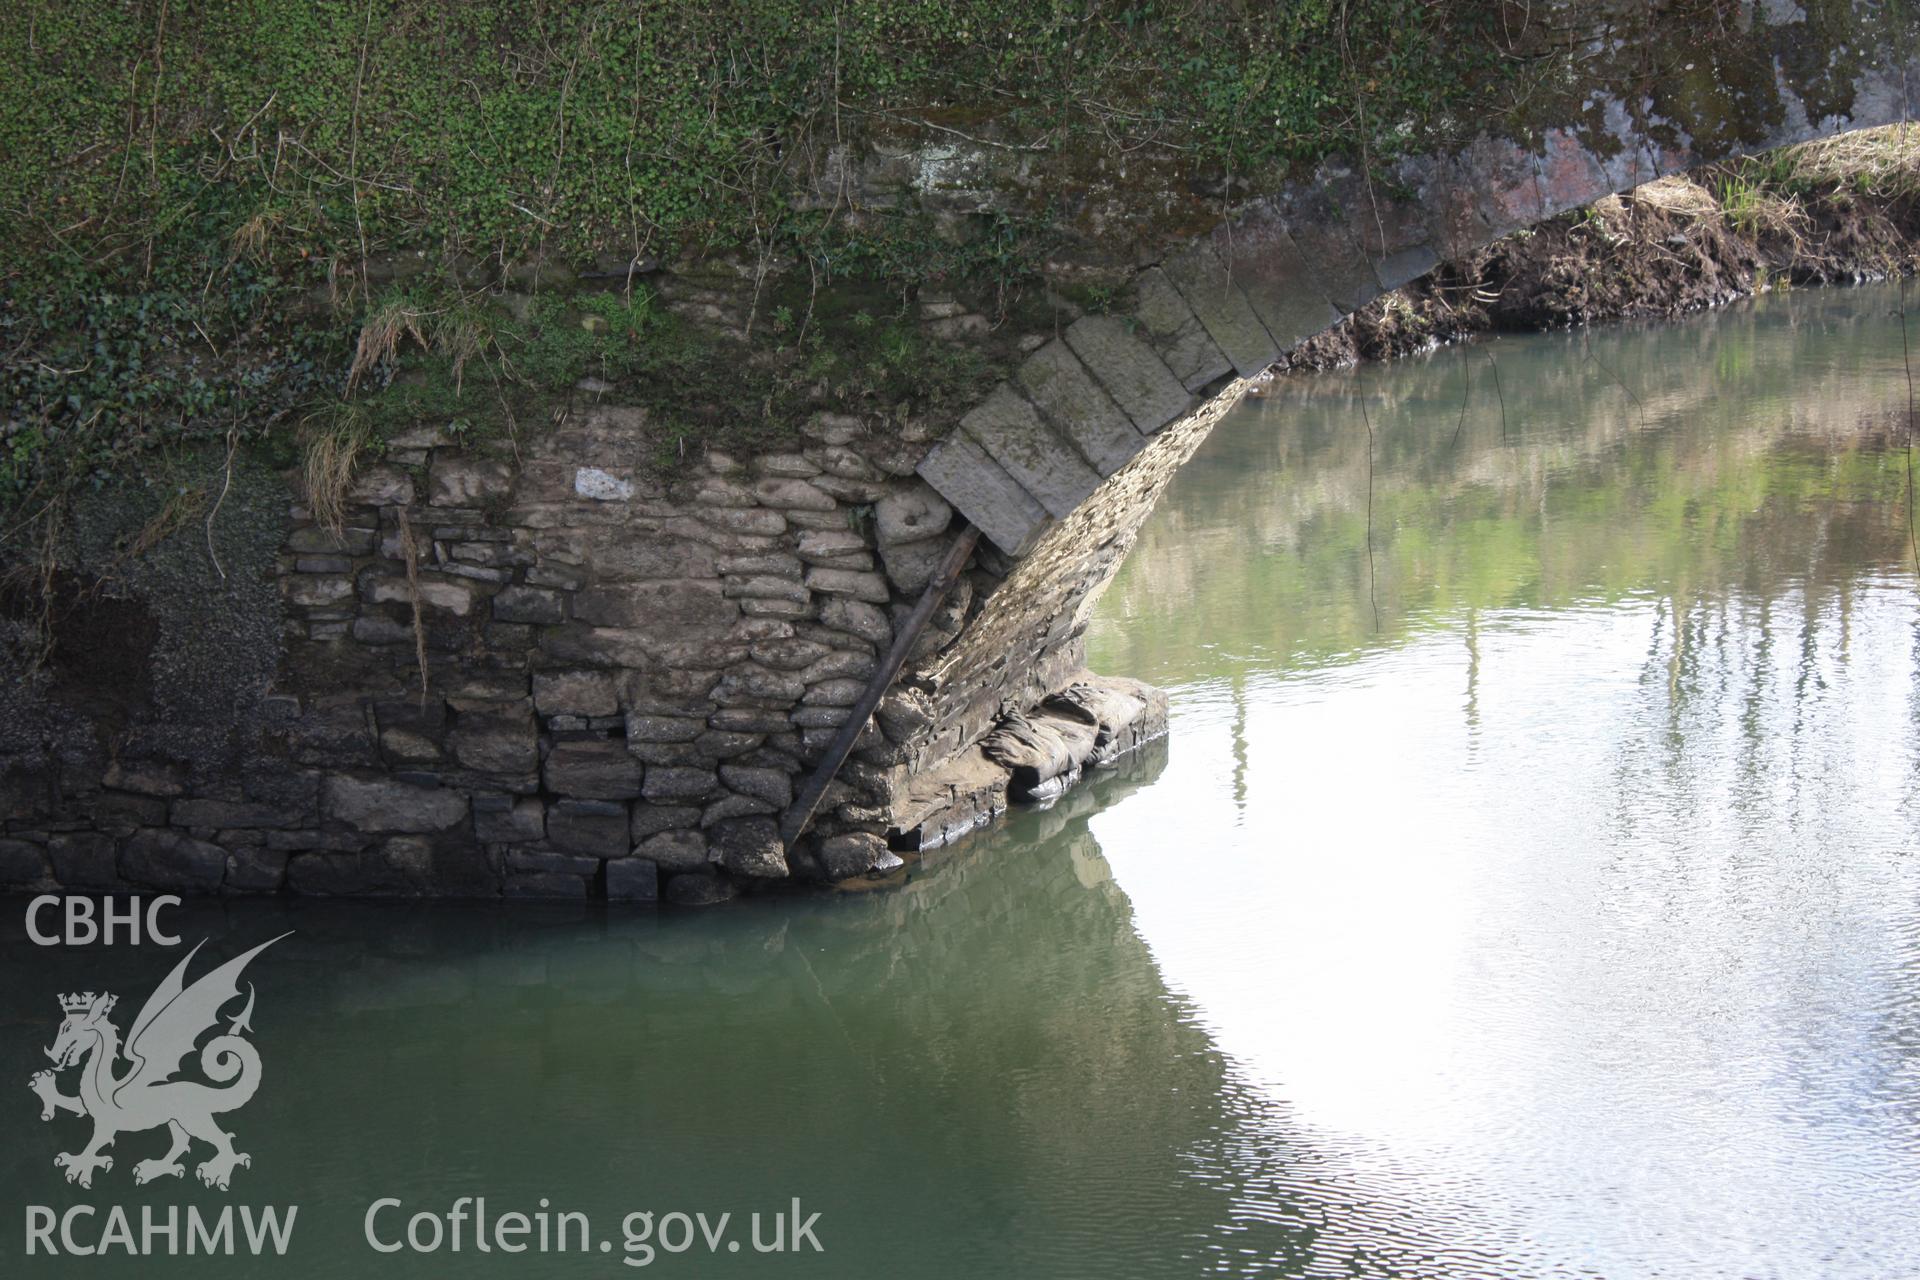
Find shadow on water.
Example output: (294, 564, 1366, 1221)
(1078, 280, 1920, 1280)
(0, 746, 1446, 1278)
(10, 283, 1920, 1278)
(1096, 282, 1920, 689)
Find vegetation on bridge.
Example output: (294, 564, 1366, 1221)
(0, 0, 1911, 535)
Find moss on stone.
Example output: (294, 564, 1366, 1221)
(1, 0, 1913, 510)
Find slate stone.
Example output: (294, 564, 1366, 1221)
(802, 679, 864, 707)
(752, 477, 836, 511)
(715, 667, 805, 705)
(493, 586, 566, 624)
(448, 703, 539, 776)
(1160, 243, 1279, 377)
(0, 839, 48, 888)
(752, 637, 833, 671)
(804, 647, 877, 684)
(625, 713, 705, 743)
(288, 526, 376, 555)
(243, 767, 322, 814)
(664, 871, 737, 906)
(874, 485, 952, 546)
(1275, 185, 1384, 314)
(575, 580, 735, 628)
(1130, 267, 1233, 392)
(547, 799, 631, 857)
(817, 598, 892, 648)
(818, 831, 888, 880)
(92, 791, 169, 831)
(982, 708, 1100, 793)
(718, 765, 792, 809)
(102, 759, 188, 797)
(916, 433, 1049, 556)
(701, 794, 775, 825)
(1062, 316, 1194, 435)
(634, 829, 710, 872)
(428, 456, 513, 505)
(630, 804, 702, 841)
(804, 567, 891, 603)
(472, 795, 543, 844)
(1213, 204, 1344, 353)
(121, 829, 227, 891)
(1015, 340, 1146, 476)
(957, 384, 1103, 519)
(169, 798, 286, 829)
(606, 856, 660, 902)
(878, 536, 949, 595)
(532, 670, 620, 717)
(643, 767, 722, 802)
(48, 833, 121, 888)
(325, 775, 469, 833)
(543, 739, 643, 800)
(224, 847, 289, 893)
(710, 817, 788, 879)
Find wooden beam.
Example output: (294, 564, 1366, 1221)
(779, 524, 983, 850)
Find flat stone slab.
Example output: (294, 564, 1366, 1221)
(1063, 315, 1195, 435)
(1015, 340, 1146, 476)
(1130, 267, 1232, 392)
(1161, 243, 1279, 377)
(957, 383, 1103, 518)
(1284, 218, 1383, 315)
(1211, 206, 1344, 355)
(1320, 164, 1445, 293)
(1373, 244, 1440, 291)
(1253, 183, 1382, 317)
(916, 432, 1049, 556)
(891, 744, 1011, 851)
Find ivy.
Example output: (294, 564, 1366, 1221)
(0, 0, 1533, 503)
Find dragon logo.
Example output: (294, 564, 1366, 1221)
(27, 934, 288, 1191)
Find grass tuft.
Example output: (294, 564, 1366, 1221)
(1776, 124, 1920, 202)
(299, 404, 373, 537)
(347, 299, 429, 394)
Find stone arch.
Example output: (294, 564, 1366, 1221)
(890, 53, 1919, 844)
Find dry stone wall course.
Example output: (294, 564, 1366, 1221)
(0, 392, 999, 902)
(10, 40, 1919, 899)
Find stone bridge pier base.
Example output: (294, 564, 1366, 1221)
(872, 385, 1246, 849)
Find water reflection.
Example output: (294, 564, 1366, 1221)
(4, 748, 1462, 1278)
(4, 284, 1919, 1278)
(1088, 281, 1920, 1278)
(1097, 284, 1919, 684)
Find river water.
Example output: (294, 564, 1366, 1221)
(6, 283, 1920, 1278)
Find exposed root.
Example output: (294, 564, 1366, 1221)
(206, 423, 240, 580)
(395, 507, 430, 705)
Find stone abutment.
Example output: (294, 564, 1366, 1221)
(4, 12, 1916, 901)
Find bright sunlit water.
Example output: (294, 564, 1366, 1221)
(6, 283, 1920, 1278)
(1087, 280, 1920, 1279)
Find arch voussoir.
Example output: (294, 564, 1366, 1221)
(900, 42, 1920, 845)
